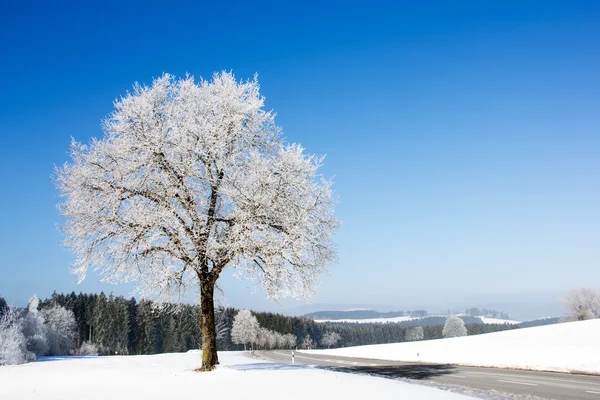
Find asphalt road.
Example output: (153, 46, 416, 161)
(252, 350, 600, 400)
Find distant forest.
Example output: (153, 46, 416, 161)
(306, 307, 510, 321)
(0, 292, 559, 356)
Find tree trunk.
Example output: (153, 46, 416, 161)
(200, 279, 219, 369)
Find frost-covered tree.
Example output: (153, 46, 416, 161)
(302, 335, 314, 349)
(42, 305, 76, 355)
(21, 296, 49, 357)
(284, 333, 297, 349)
(274, 332, 286, 349)
(563, 287, 600, 321)
(257, 327, 270, 349)
(55, 72, 338, 369)
(320, 331, 341, 348)
(404, 326, 424, 342)
(266, 330, 278, 350)
(442, 316, 467, 338)
(0, 307, 33, 365)
(231, 309, 259, 350)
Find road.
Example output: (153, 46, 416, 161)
(252, 350, 600, 400)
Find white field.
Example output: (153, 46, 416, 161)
(314, 315, 416, 323)
(305, 319, 600, 374)
(314, 315, 521, 325)
(0, 351, 472, 400)
(477, 317, 520, 325)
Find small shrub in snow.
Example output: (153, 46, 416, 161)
(302, 335, 314, 349)
(0, 307, 34, 365)
(443, 316, 468, 338)
(74, 341, 99, 356)
(42, 305, 76, 356)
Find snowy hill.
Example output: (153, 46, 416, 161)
(0, 351, 471, 400)
(305, 319, 600, 374)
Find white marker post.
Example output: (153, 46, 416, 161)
(292, 350, 295, 364)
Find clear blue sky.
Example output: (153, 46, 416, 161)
(1, 1, 598, 319)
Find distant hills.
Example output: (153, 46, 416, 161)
(303, 309, 561, 329)
(304, 309, 426, 320)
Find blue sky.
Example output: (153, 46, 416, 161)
(1, 1, 598, 319)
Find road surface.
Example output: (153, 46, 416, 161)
(252, 350, 600, 400)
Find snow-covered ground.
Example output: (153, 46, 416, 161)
(0, 351, 473, 400)
(305, 319, 600, 374)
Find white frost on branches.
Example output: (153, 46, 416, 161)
(231, 309, 259, 350)
(442, 316, 467, 338)
(42, 306, 76, 356)
(55, 72, 338, 305)
(404, 326, 424, 342)
(320, 331, 341, 348)
(21, 296, 49, 357)
(563, 287, 600, 321)
(284, 333, 297, 349)
(0, 307, 33, 365)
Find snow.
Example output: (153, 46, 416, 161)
(478, 317, 520, 325)
(314, 315, 522, 325)
(0, 351, 473, 399)
(305, 319, 600, 374)
(314, 315, 416, 323)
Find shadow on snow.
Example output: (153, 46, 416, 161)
(35, 356, 100, 363)
(227, 362, 313, 371)
(325, 363, 457, 380)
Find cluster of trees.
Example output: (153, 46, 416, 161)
(36, 291, 204, 356)
(463, 308, 510, 320)
(231, 310, 297, 350)
(0, 296, 77, 365)
(563, 288, 600, 321)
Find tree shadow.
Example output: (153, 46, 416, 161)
(326, 363, 457, 380)
(35, 356, 100, 363)
(228, 362, 312, 371)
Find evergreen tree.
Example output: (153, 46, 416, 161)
(0, 296, 6, 318)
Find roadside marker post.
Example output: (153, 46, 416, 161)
(292, 351, 295, 363)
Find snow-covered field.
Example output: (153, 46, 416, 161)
(314, 315, 416, 323)
(305, 319, 600, 374)
(0, 351, 472, 400)
(477, 317, 520, 325)
(314, 315, 521, 325)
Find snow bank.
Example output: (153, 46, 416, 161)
(0, 351, 472, 400)
(306, 319, 600, 374)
